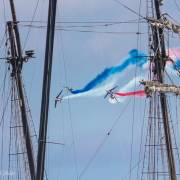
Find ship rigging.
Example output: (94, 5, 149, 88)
(0, 0, 180, 180)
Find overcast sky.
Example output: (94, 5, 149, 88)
(0, 0, 180, 180)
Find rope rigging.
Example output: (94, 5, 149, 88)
(0, 0, 180, 179)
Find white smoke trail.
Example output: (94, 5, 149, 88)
(61, 65, 136, 100)
(108, 76, 145, 104)
(60, 47, 180, 103)
(62, 76, 118, 100)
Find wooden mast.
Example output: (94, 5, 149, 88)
(36, 1, 57, 180)
(151, 0, 177, 179)
(8, 0, 36, 179)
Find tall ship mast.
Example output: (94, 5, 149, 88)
(0, 0, 180, 179)
(0, 0, 57, 179)
(141, 0, 180, 179)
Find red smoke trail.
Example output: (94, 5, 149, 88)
(115, 90, 145, 97)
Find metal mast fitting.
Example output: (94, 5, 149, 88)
(36, 1, 57, 180)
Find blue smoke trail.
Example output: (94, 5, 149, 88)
(173, 59, 180, 70)
(70, 49, 148, 94)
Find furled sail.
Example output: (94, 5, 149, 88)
(148, 16, 180, 33)
(140, 80, 180, 95)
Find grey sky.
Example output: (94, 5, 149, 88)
(0, 0, 180, 180)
